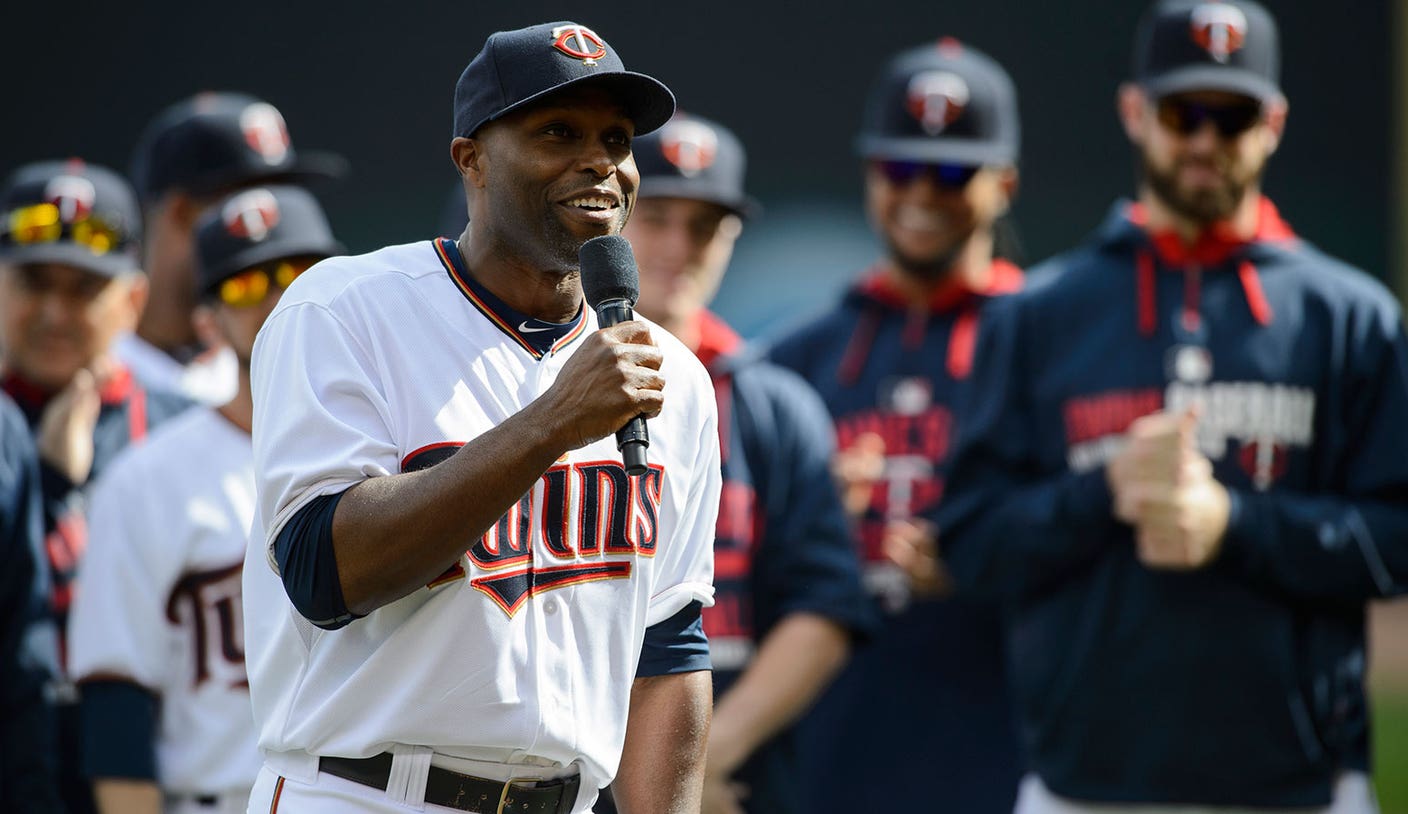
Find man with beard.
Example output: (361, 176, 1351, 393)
(69, 185, 341, 814)
(938, 1, 1405, 811)
(768, 37, 1025, 814)
(241, 22, 718, 814)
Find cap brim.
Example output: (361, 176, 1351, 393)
(181, 150, 350, 198)
(1142, 66, 1282, 103)
(635, 177, 761, 219)
(0, 242, 139, 277)
(485, 72, 677, 137)
(856, 135, 1016, 167)
(203, 238, 346, 292)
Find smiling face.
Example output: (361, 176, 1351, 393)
(0, 262, 146, 390)
(864, 161, 1015, 281)
(460, 84, 639, 274)
(623, 197, 740, 335)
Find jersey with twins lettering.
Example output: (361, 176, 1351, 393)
(768, 261, 1026, 814)
(243, 238, 719, 802)
(67, 407, 260, 796)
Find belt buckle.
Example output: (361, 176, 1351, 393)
(496, 775, 544, 814)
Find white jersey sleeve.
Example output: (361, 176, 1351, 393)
(643, 336, 719, 626)
(250, 296, 398, 563)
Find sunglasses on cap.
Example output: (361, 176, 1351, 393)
(215, 258, 315, 308)
(1155, 97, 1264, 138)
(874, 160, 982, 189)
(2, 202, 127, 256)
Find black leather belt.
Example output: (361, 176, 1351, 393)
(320, 753, 580, 814)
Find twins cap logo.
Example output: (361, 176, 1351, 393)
(221, 188, 281, 242)
(44, 174, 97, 224)
(239, 102, 291, 166)
(906, 71, 970, 136)
(551, 24, 607, 66)
(660, 119, 719, 177)
(1189, 3, 1248, 63)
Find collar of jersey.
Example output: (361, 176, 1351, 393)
(433, 238, 587, 359)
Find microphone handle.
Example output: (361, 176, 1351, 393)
(595, 299, 650, 477)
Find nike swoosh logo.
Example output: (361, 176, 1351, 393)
(518, 321, 556, 333)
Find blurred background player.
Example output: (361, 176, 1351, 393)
(68, 185, 342, 814)
(0, 389, 61, 812)
(120, 92, 345, 405)
(767, 38, 1026, 813)
(612, 112, 874, 814)
(0, 160, 191, 814)
(939, 1, 1405, 811)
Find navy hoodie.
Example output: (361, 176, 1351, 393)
(937, 198, 1408, 807)
(770, 261, 1027, 814)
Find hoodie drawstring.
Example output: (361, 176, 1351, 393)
(838, 306, 882, 387)
(1137, 251, 1157, 337)
(1135, 250, 1275, 337)
(947, 308, 979, 379)
(1238, 259, 1274, 326)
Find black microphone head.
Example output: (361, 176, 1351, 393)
(579, 234, 640, 308)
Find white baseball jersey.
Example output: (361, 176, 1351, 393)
(114, 332, 240, 406)
(243, 239, 719, 805)
(68, 406, 262, 798)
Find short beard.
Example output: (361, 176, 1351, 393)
(1141, 150, 1263, 227)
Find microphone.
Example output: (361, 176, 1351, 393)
(579, 235, 649, 477)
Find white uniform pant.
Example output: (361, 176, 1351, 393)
(169, 791, 251, 814)
(247, 755, 592, 814)
(1015, 773, 1378, 814)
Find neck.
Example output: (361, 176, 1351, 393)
(1138, 186, 1263, 244)
(218, 368, 254, 434)
(665, 313, 700, 355)
(458, 227, 583, 323)
(884, 231, 995, 304)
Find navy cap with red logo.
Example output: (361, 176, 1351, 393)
(0, 159, 142, 277)
(1134, 0, 1281, 102)
(131, 92, 348, 203)
(452, 21, 676, 139)
(195, 184, 344, 295)
(856, 37, 1019, 167)
(632, 113, 759, 218)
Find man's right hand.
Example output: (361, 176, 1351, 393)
(832, 432, 886, 519)
(37, 368, 101, 485)
(540, 321, 665, 451)
(1107, 407, 1198, 525)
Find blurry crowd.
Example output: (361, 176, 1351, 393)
(2, 0, 1405, 813)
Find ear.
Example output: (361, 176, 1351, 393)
(1260, 96, 1288, 156)
(191, 303, 229, 350)
(450, 136, 487, 189)
(1117, 82, 1149, 145)
(162, 190, 207, 230)
(125, 272, 150, 324)
(998, 165, 1020, 207)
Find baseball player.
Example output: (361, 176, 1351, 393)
(0, 160, 192, 814)
(119, 92, 346, 406)
(242, 22, 719, 814)
(612, 112, 875, 814)
(0, 389, 61, 812)
(937, 1, 1406, 811)
(68, 185, 343, 814)
(767, 38, 1026, 812)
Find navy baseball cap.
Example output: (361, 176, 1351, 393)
(0, 159, 142, 277)
(453, 22, 676, 139)
(195, 185, 344, 295)
(1134, 0, 1281, 102)
(131, 92, 348, 203)
(632, 113, 759, 218)
(857, 37, 1019, 167)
